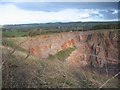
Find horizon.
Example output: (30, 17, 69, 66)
(0, 2, 118, 25)
(2, 20, 118, 26)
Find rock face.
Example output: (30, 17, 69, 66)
(67, 31, 118, 67)
(21, 32, 79, 58)
(21, 30, 118, 67)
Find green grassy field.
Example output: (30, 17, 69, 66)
(2, 31, 28, 37)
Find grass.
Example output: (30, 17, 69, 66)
(2, 45, 118, 88)
(2, 38, 27, 52)
(55, 46, 76, 60)
(3, 31, 28, 37)
(48, 46, 76, 61)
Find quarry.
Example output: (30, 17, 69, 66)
(20, 30, 118, 67)
(2, 29, 119, 88)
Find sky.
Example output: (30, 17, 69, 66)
(0, 1, 119, 25)
(1, 0, 120, 2)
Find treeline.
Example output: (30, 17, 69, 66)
(91, 23, 120, 30)
(2, 21, 119, 31)
(19, 28, 83, 37)
(2, 21, 119, 37)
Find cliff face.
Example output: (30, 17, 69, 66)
(21, 30, 118, 67)
(67, 31, 118, 68)
(21, 32, 78, 58)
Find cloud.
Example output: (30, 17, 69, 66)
(0, 4, 118, 25)
(111, 9, 119, 14)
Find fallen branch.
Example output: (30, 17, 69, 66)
(98, 72, 120, 90)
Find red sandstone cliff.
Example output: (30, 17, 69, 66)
(20, 30, 118, 67)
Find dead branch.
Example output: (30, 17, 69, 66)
(24, 37, 32, 60)
(98, 72, 120, 90)
(0, 61, 5, 69)
(105, 60, 108, 77)
(18, 37, 29, 46)
(24, 49, 30, 60)
(8, 48, 15, 57)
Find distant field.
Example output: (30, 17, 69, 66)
(2, 31, 28, 37)
(2, 29, 120, 38)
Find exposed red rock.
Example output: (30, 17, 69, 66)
(20, 30, 118, 67)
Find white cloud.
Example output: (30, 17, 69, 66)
(0, 4, 117, 25)
(111, 9, 119, 14)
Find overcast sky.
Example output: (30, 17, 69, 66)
(0, 2, 119, 25)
